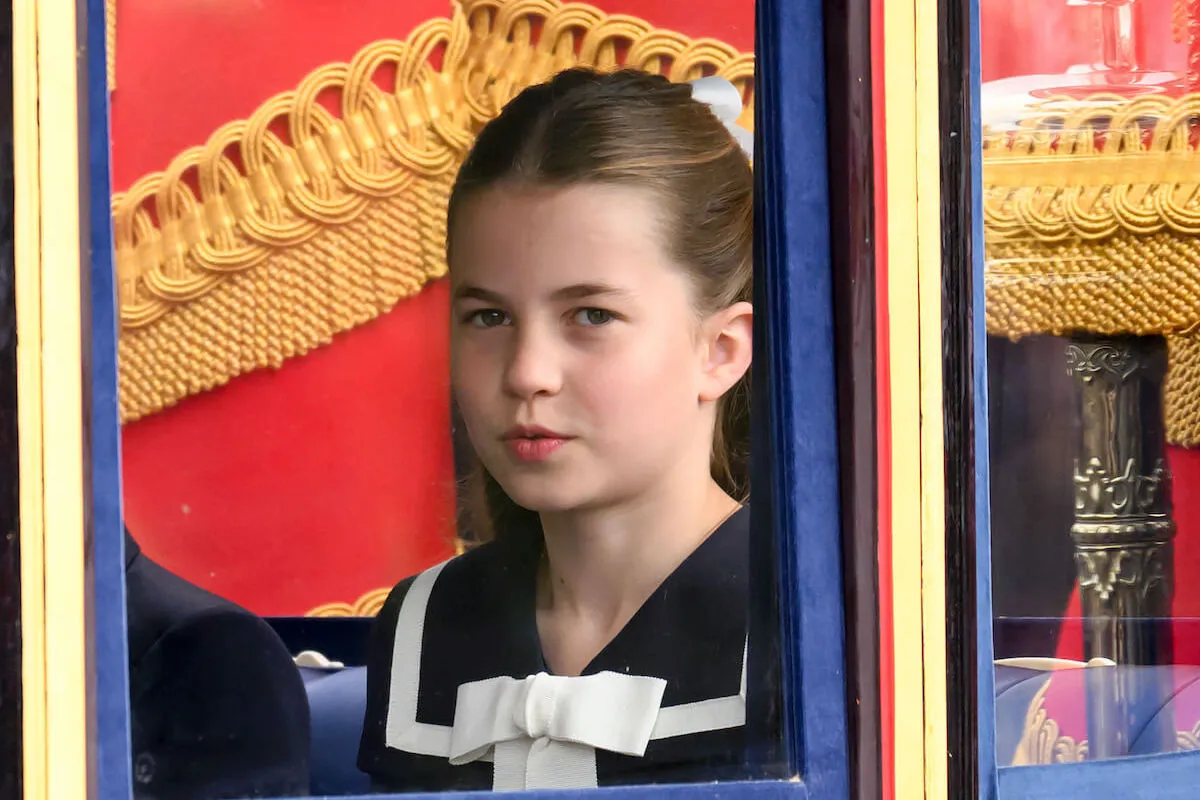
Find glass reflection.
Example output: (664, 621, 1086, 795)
(982, 0, 1200, 766)
(109, 0, 774, 795)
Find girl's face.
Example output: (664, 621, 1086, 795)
(449, 183, 749, 515)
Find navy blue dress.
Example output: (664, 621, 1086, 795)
(357, 506, 751, 792)
(126, 532, 311, 798)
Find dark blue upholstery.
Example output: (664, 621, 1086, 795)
(271, 617, 374, 668)
(302, 666, 370, 795)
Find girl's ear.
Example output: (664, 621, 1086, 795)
(698, 301, 753, 403)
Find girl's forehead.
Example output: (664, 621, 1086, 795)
(454, 184, 665, 250)
(449, 184, 681, 288)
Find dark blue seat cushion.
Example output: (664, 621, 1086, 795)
(302, 666, 370, 795)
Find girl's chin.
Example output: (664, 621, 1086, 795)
(493, 477, 596, 516)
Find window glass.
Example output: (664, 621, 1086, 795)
(107, 0, 798, 796)
(981, 0, 1200, 766)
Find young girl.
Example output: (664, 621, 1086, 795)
(357, 68, 755, 792)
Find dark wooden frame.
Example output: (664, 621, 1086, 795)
(0, 3, 21, 797)
(939, 0, 987, 796)
(822, 0, 882, 797)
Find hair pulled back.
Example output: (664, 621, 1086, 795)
(448, 68, 753, 542)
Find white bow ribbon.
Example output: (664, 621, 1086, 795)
(448, 671, 667, 790)
(689, 75, 754, 159)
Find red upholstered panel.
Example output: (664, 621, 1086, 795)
(121, 282, 457, 616)
(114, 0, 753, 615)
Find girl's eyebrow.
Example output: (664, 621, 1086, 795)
(453, 285, 507, 304)
(549, 282, 632, 301)
(452, 283, 632, 303)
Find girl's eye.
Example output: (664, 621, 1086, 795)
(466, 309, 510, 328)
(573, 308, 615, 327)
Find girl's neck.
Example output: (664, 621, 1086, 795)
(535, 468, 740, 674)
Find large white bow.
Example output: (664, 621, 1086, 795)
(448, 671, 667, 791)
(689, 75, 754, 159)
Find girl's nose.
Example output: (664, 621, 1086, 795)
(502, 327, 563, 399)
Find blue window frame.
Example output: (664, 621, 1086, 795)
(80, 0, 850, 797)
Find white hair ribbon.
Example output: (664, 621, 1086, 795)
(688, 76, 753, 160)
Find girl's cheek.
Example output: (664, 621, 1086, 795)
(580, 352, 677, 414)
(451, 351, 492, 400)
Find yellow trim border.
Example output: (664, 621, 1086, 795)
(14, 0, 46, 795)
(915, 0, 948, 793)
(17, 0, 92, 798)
(884, 0, 948, 796)
(883, 0, 923, 794)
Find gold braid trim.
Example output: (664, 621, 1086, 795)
(305, 587, 392, 618)
(113, 0, 754, 422)
(983, 94, 1200, 251)
(983, 94, 1200, 444)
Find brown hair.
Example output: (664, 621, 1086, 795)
(448, 68, 752, 542)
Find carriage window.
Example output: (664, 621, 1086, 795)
(97, 0, 836, 796)
(981, 0, 1200, 767)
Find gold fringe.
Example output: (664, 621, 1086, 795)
(982, 93, 1200, 444)
(113, 0, 754, 422)
(1166, 331, 1200, 447)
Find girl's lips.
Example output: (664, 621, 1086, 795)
(503, 424, 568, 440)
(506, 436, 568, 462)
